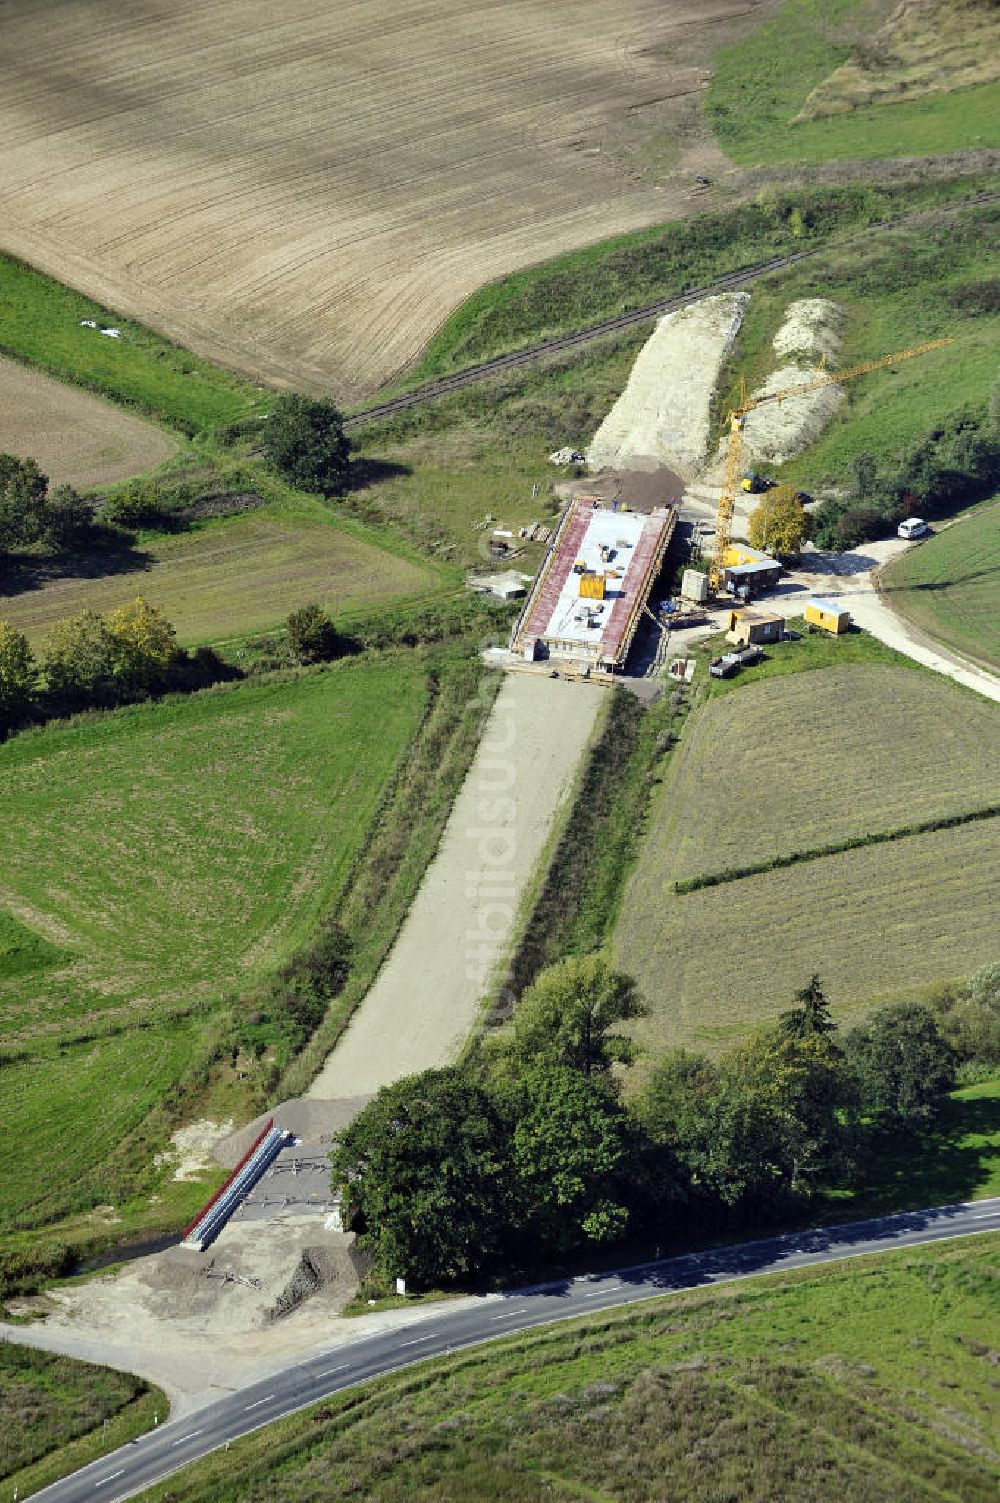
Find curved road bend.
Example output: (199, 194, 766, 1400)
(343, 191, 1000, 431)
(34, 1196, 1000, 1503)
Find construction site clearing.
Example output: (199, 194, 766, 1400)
(510, 494, 676, 671)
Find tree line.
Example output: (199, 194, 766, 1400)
(331, 956, 999, 1291)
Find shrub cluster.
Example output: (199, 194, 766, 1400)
(331, 962, 983, 1290)
(0, 598, 237, 736)
(811, 400, 1000, 549)
(235, 919, 352, 1066)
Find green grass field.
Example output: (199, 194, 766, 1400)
(1, 1346, 164, 1501)
(881, 497, 1000, 671)
(396, 176, 994, 386)
(124, 1235, 1000, 1503)
(0, 658, 428, 1233)
(0, 252, 261, 436)
(715, 200, 999, 488)
(706, 0, 1000, 166)
(613, 660, 1000, 1054)
(0, 499, 445, 649)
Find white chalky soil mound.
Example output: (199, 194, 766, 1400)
(587, 292, 748, 475)
(739, 298, 846, 466)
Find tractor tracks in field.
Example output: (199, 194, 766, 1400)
(343, 190, 1000, 431)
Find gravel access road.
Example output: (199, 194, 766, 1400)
(308, 672, 603, 1098)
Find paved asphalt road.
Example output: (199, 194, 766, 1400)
(34, 1197, 1000, 1503)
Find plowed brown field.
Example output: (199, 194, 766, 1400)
(0, 357, 177, 488)
(0, 1, 768, 400)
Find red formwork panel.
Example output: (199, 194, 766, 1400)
(519, 499, 592, 642)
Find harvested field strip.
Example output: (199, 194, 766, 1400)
(617, 818, 1000, 1055)
(118, 1237, 1000, 1503)
(650, 665, 1000, 884)
(882, 497, 1000, 672)
(0, 356, 178, 489)
(673, 803, 1000, 894)
(0, 508, 442, 649)
(0, 0, 749, 397)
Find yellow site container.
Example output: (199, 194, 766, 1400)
(579, 572, 605, 600)
(804, 598, 850, 635)
(723, 543, 773, 569)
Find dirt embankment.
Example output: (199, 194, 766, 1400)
(587, 293, 748, 476)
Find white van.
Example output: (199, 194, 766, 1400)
(898, 517, 930, 540)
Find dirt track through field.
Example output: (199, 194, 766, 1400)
(0, 356, 176, 487)
(309, 673, 603, 1098)
(0, 1, 774, 400)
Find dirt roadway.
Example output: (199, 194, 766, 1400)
(792, 540, 1000, 705)
(309, 673, 604, 1099)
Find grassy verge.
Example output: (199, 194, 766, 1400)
(706, 0, 1000, 166)
(1, 1347, 165, 1501)
(125, 1235, 1000, 1503)
(391, 176, 997, 386)
(0, 252, 262, 436)
(880, 495, 1000, 671)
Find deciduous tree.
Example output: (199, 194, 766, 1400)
(490, 953, 645, 1080)
(0, 454, 47, 553)
(500, 1063, 631, 1252)
(286, 602, 341, 663)
(330, 1069, 509, 1287)
(0, 620, 38, 729)
(106, 596, 178, 690)
(264, 394, 350, 496)
(42, 610, 117, 705)
(747, 485, 806, 557)
(846, 1003, 955, 1124)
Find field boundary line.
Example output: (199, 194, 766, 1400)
(673, 802, 1000, 894)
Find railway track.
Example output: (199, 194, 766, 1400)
(343, 190, 1000, 431)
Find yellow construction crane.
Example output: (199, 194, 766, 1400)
(708, 337, 954, 594)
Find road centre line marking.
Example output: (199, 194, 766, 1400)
(316, 1365, 350, 1377)
(95, 1472, 125, 1487)
(171, 1430, 203, 1446)
(243, 1395, 274, 1410)
(491, 1308, 528, 1320)
(583, 1285, 621, 1297)
(402, 1335, 433, 1346)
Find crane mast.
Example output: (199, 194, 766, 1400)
(707, 336, 954, 595)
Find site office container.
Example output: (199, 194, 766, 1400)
(804, 598, 850, 635)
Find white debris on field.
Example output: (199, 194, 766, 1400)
(739, 299, 846, 466)
(586, 292, 748, 475)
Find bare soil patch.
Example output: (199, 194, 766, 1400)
(0, 1, 777, 400)
(0, 357, 176, 487)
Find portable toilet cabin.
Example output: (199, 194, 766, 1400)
(726, 608, 783, 647)
(804, 597, 850, 635)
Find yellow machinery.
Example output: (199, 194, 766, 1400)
(708, 338, 954, 594)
